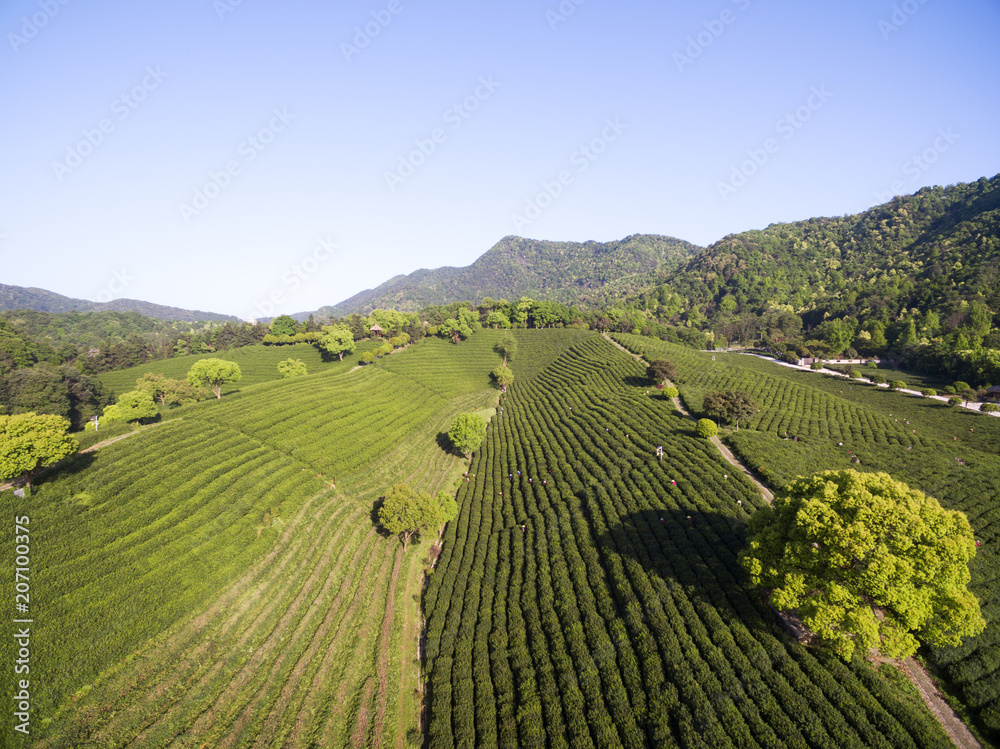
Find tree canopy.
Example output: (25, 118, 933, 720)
(134, 372, 205, 407)
(494, 332, 517, 365)
(448, 413, 487, 457)
(492, 364, 514, 393)
(740, 470, 985, 660)
(378, 483, 443, 549)
(277, 358, 307, 378)
(646, 359, 678, 386)
(318, 324, 356, 361)
(186, 358, 242, 399)
(702, 389, 758, 430)
(101, 390, 157, 424)
(0, 411, 77, 489)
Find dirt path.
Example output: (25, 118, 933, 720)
(900, 658, 982, 749)
(605, 333, 980, 749)
(0, 419, 181, 492)
(603, 333, 774, 501)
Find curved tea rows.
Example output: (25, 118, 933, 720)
(425, 336, 948, 748)
(615, 333, 1000, 741)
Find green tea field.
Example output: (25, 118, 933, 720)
(3, 329, 996, 747)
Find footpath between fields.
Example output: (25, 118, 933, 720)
(603, 334, 983, 749)
(739, 352, 998, 416)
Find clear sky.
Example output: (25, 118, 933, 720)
(2, 0, 998, 320)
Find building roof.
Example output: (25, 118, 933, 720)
(369, 324, 383, 331)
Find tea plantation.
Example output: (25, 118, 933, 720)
(425, 334, 954, 748)
(1, 331, 555, 747)
(616, 332, 1000, 743)
(3, 330, 995, 746)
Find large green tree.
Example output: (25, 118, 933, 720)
(740, 470, 985, 660)
(646, 359, 678, 387)
(277, 358, 307, 378)
(134, 373, 206, 407)
(492, 364, 514, 393)
(0, 412, 77, 490)
(186, 359, 242, 399)
(318, 324, 356, 361)
(269, 315, 300, 337)
(378, 483, 443, 550)
(702, 389, 758, 430)
(101, 390, 158, 424)
(448, 413, 486, 457)
(494, 332, 517, 365)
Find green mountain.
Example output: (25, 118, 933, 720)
(314, 233, 701, 318)
(0, 283, 238, 322)
(652, 175, 1000, 326)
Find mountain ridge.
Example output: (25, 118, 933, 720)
(307, 233, 701, 318)
(0, 283, 239, 322)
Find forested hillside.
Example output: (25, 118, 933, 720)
(630, 175, 1000, 368)
(317, 234, 700, 317)
(0, 283, 237, 321)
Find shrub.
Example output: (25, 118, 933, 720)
(948, 396, 962, 407)
(848, 370, 862, 380)
(953, 381, 971, 393)
(663, 386, 679, 398)
(810, 362, 823, 371)
(888, 380, 906, 391)
(696, 418, 718, 438)
(869, 373, 886, 385)
(981, 403, 999, 414)
(944, 385, 956, 394)
(920, 388, 937, 397)
(867, 361, 878, 368)
(360, 351, 375, 364)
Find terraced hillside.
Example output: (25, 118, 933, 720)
(425, 335, 952, 748)
(615, 333, 1000, 743)
(3, 331, 577, 747)
(98, 339, 384, 396)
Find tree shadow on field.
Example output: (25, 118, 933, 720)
(436, 431, 462, 457)
(623, 375, 652, 389)
(370, 495, 393, 540)
(35, 451, 97, 489)
(592, 504, 781, 640)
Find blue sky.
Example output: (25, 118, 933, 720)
(2, 0, 998, 320)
